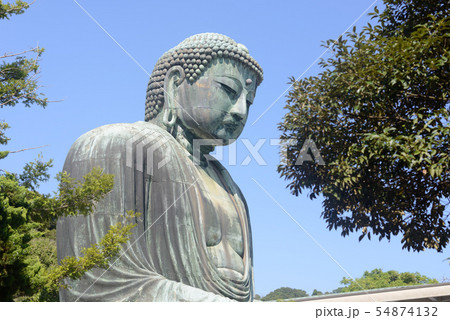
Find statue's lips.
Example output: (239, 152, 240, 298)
(222, 121, 241, 133)
(224, 124, 238, 132)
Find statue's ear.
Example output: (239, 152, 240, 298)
(162, 66, 185, 128)
(163, 66, 185, 112)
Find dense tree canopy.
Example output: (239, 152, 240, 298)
(258, 269, 438, 301)
(260, 287, 309, 301)
(0, 164, 135, 301)
(278, 0, 449, 252)
(340, 268, 438, 293)
(312, 289, 323, 296)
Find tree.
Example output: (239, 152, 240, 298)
(1, 1, 135, 301)
(260, 287, 309, 301)
(340, 268, 438, 292)
(312, 289, 323, 296)
(1, 0, 46, 160)
(1, 1, 47, 110)
(0, 162, 137, 301)
(278, 0, 449, 252)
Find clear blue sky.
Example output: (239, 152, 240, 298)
(2, 0, 448, 297)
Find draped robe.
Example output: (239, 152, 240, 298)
(56, 121, 253, 301)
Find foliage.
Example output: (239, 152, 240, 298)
(0, 164, 127, 301)
(1, 1, 47, 109)
(0, 122, 9, 146)
(14, 228, 57, 301)
(0, 143, 136, 302)
(0, 1, 135, 301)
(260, 268, 438, 301)
(331, 287, 345, 294)
(312, 289, 323, 296)
(260, 286, 309, 301)
(340, 268, 438, 292)
(0, 0, 29, 19)
(1, 0, 46, 159)
(278, 0, 449, 252)
(43, 213, 136, 301)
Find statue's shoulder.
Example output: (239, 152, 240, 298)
(65, 121, 170, 164)
(72, 121, 167, 144)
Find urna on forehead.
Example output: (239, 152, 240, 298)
(145, 33, 264, 121)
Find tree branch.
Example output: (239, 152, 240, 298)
(348, 113, 411, 123)
(0, 46, 41, 59)
(10, 145, 48, 153)
(404, 92, 449, 101)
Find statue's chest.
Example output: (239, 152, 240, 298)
(196, 165, 245, 258)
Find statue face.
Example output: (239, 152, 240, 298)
(174, 58, 257, 145)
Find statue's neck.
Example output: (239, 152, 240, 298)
(173, 124, 215, 156)
(150, 112, 215, 161)
(150, 111, 214, 157)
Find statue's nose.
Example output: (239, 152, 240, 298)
(230, 94, 247, 121)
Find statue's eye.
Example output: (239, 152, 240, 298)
(215, 77, 241, 100)
(220, 83, 237, 99)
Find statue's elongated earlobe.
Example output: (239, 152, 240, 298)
(162, 66, 185, 129)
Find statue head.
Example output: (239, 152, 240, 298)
(145, 33, 263, 148)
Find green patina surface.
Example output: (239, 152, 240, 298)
(57, 33, 263, 302)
